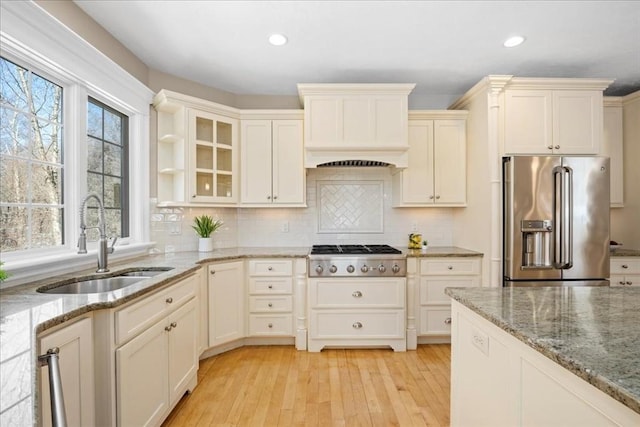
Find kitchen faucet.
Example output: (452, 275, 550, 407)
(77, 193, 117, 273)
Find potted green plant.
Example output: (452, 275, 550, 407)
(192, 215, 223, 252)
(0, 262, 8, 283)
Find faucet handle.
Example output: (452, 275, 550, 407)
(108, 237, 118, 254)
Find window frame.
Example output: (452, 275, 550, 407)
(1, 1, 154, 286)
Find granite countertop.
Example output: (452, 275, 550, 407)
(404, 246, 484, 257)
(445, 286, 640, 415)
(610, 248, 640, 257)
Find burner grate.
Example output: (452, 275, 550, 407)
(310, 244, 402, 255)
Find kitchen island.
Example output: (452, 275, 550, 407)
(446, 286, 640, 426)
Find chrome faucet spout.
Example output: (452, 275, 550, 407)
(78, 193, 114, 273)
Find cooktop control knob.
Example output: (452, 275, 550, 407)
(329, 265, 338, 273)
(392, 264, 400, 273)
(315, 265, 324, 274)
(377, 264, 386, 273)
(347, 265, 355, 273)
(361, 265, 369, 273)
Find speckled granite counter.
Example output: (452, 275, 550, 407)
(405, 246, 483, 258)
(445, 286, 640, 415)
(0, 247, 308, 426)
(611, 248, 640, 257)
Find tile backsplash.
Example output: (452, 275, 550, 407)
(150, 167, 454, 252)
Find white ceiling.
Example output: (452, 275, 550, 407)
(73, 0, 640, 108)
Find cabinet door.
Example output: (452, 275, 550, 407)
(39, 317, 94, 427)
(400, 120, 434, 203)
(188, 109, 237, 203)
(553, 90, 601, 154)
(241, 120, 273, 203)
(272, 120, 304, 204)
(168, 299, 198, 405)
(434, 119, 466, 204)
(304, 96, 341, 146)
(504, 90, 553, 154)
(603, 104, 624, 206)
(116, 320, 169, 427)
(208, 261, 245, 346)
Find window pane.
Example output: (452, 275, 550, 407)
(31, 207, 63, 248)
(31, 164, 62, 205)
(104, 110, 121, 145)
(0, 206, 27, 251)
(87, 102, 102, 139)
(105, 209, 121, 237)
(0, 58, 28, 111)
(0, 157, 28, 203)
(35, 119, 62, 163)
(104, 176, 121, 208)
(104, 143, 121, 176)
(87, 136, 102, 173)
(0, 109, 30, 158)
(31, 72, 62, 123)
(88, 171, 103, 196)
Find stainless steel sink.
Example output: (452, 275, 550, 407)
(38, 276, 145, 294)
(37, 267, 174, 294)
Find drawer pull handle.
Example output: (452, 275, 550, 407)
(165, 325, 172, 332)
(444, 317, 452, 325)
(448, 266, 453, 270)
(352, 291, 363, 298)
(210, 270, 216, 275)
(268, 323, 273, 328)
(622, 264, 628, 269)
(268, 303, 273, 308)
(268, 266, 273, 271)
(166, 297, 173, 304)
(352, 322, 363, 329)
(171, 322, 177, 328)
(268, 285, 273, 289)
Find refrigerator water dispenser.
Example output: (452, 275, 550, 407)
(521, 220, 553, 269)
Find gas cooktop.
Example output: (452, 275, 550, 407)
(310, 244, 402, 255)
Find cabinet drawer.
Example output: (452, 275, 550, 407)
(249, 277, 292, 294)
(420, 258, 481, 275)
(248, 314, 293, 336)
(610, 274, 640, 287)
(610, 259, 640, 275)
(249, 259, 293, 276)
(420, 276, 480, 305)
(115, 275, 196, 346)
(249, 295, 293, 312)
(310, 310, 405, 339)
(419, 306, 452, 335)
(310, 279, 405, 308)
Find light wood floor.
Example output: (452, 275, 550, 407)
(162, 344, 451, 427)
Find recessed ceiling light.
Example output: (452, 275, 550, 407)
(268, 34, 288, 46)
(504, 35, 525, 48)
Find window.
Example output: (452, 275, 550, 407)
(86, 97, 129, 240)
(0, 57, 64, 252)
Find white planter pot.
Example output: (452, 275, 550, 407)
(198, 237, 214, 252)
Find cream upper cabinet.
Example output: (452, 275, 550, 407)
(153, 89, 239, 206)
(240, 118, 305, 206)
(392, 112, 468, 207)
(504, 89, 603, 155)
(297, 84, 415, 167)
(603, 98, 624, 207)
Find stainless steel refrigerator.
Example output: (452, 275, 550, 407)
(503, 156, 610, 287)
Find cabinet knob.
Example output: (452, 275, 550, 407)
(626, 281, 633, 286)
(435, 195, 440, 200)
(448, 266, 453, 270)
(352, 290, 363, 298)
(622, 264, 629, 269)
(166, 297, 173, 304)
(547, 145, 553, 150)
(268, 323, 273, 328)
(210, 270, 216, 275)
(267, 195, 271, 200)
(429, 195, 434, 200)
(445, 317, 452, 324)
(165, 325, 172, 332)
(268, 284, 273, 289)
(268, 303, 273, 308)
(555, 145, 560, 149)
(352, 322, 363, 329)
(273, 195, 278, 200)
(171, 322, 177, 328)
(268, 266, 273, 271)
(619, 281, 626, 285)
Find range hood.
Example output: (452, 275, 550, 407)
(298, 83, 415, 168)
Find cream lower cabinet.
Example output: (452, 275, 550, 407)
(114, 275, 198, 427)
(418, 257, 481, 342)
(208, 261, 245, 346)
(451, 300, 640, 426)
(392, 113, 467, 207)
(240, 119, 305, 206)
(247, 259, 294, 337)
(38, 316, 95, 427)
(610, 258, 640, 287)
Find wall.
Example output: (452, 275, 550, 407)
(610, 91, 640, 249)
(150, 168, 455, 252)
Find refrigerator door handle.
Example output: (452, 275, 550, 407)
(553, 166, 573, 269)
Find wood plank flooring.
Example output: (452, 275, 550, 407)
(162, 344, 451, 427)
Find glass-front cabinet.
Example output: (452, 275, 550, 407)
(188, 109, 238, 203)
